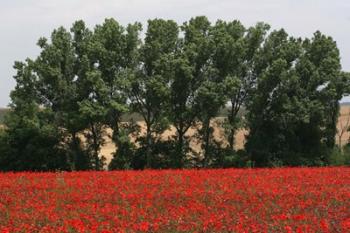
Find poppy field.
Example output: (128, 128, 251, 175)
(0, 167, 350, 233)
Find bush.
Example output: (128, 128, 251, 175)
(343, 146, 350, 165)
(109, 141, 135, 170)
(0, 124, 69, 171)
(328, 146, 350, 166)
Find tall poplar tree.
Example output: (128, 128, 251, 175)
(128, 19, 178, 168)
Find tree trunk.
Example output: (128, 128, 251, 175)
(112, 118, 120, 148)
(339, 131, 344, 152)
(145, 121, 152, 168)
(229, 102, 235, 150)
(175, 129, 185, 168)
(228, 99, 240, 150)
(203, 118, 211, 166)
(327, 101, 339, 148)
(229, 129, 235, 149)
(90, 123, 100, 170)
(70, 131, 78, 171)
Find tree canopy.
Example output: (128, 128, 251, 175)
(1, 17, 349, 171)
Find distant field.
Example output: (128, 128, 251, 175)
(100, 105, 350, 164)
(337, 105, 350, 146)
(1, 105, 350, 164)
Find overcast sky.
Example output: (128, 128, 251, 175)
(1, 0, 350, 107)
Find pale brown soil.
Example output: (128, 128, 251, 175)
(1, 107, 349, 165)
(336, 106, 350, 147)
(98, 118, 250, 164)
(100, 106, 350, 164)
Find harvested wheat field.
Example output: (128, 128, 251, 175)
(99, 105, 350, 164)
(337, 105, 350, 147)
(100, 120, 249, 164)
(1, 106, 349, 164)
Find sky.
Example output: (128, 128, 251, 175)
(0, 0, 350, 107)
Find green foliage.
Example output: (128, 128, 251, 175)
(0, 61, 69, 171)
(127, 19, 179, 168)
(0, 109, 8, 123)
(328, 146, 350, 166)
(109, 123, 137, 170)
(245, 30, 346, 167)
(2, 17, 350, 171)
(211, 21, 270, 150)
(0, 60, 70, 171)
(341, 145, 350, 165)
(0, 112, 69, 171)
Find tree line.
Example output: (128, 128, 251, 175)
(1, 16, 349, 171)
